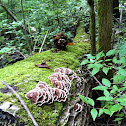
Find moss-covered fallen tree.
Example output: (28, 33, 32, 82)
(0, 30, 90, 125)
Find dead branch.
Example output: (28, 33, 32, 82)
(39, 30, 49, 53)
(1, 81, 39, 126)
(0, 1, 18, 21)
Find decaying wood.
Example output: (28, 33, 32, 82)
(58, 70, 91, 126)
(1, 81, 39, 126)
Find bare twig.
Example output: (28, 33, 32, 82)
(1, 81, 39, 126)
(39, 30, 49, 53)
(87, 69, 102, 86)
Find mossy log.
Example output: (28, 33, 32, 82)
(0, 30, 91, 125)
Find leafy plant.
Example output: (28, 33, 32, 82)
(80, 49, 126, 124)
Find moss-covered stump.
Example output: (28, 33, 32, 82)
(0, 41, 90, 126)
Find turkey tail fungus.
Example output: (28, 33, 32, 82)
(25, 67, 81, 106)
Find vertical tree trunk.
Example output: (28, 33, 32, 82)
(87, 0, 96, 55)
(97, 0, 113, 54)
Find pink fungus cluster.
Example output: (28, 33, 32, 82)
(25, 67, 81, 106)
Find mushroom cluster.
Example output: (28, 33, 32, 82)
(25, 67, 81, 106)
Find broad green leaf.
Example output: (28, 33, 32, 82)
(102, 67, 109, 75)
(81, 59, 89, 65)
(87, 97, 95, 106)
(113, 75, 125, 83)
(92, 86, 108, 90)
(110, 104, 123, 113)
(115, 112, 124, 117)
(106, 49, 117, 56)
(110, 85, 118, 94)
(103, 109, 111, 116)
(86, 54, 95, 59)
(90, 59, 95, 63)
(96, 51, 105, 60)
(88, 64, 95, 69)
(91, 109, 98, 121)
(114, 118, 122, 122)
(110, 89, 117, 94)
(112, 85, 118, 90)
(92, 67, 99, 75)
(96, 64, 103, 68)
(112, 57, 125, 64)
(79, 94, 88, 104)
(98, 109, 103, 117)
(116, 95, 126, 106)
(118, 68, 126, 76)
(102, 78, 111, 87)
(103, 89, 110, 97)
(97, 96, 113, 101)
(120, 102, 126, 106)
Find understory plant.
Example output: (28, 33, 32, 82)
(79, 48, 126, 124)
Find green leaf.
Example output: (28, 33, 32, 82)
(113, 75, 125, 83)
(110, 104, 123, 113)
(102, 78, 111, 87)
(103, 109, 111, 116)
(115, 112, 124, 117)
(92, 86, 108, 90)
(81, 59, 89, 65)
(106, 49, 117, 56)
(118, 68, 126, 76)
(91, 109, 98, 121)
(98, 109, 103, 117)
(114, 118, 122, 122)
(90, 59, 95, 63)
(110, 85, 118, 94)
(79, 94, 88, 104)
(97, 96, 113, 101)
(102, 67, 109, 75)
(112, 85, 118, 90)
(86, 54, 95, 59)
(105, 59, 112, 62)
(88, 64, 95, 69)
(87, 97, 95, 106)
(92, 67, 100, 75)
(103, 89, 110, 97)
(96, 51, 105, 60)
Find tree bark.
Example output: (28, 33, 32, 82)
(97, 0, 113, 54)
(87, 0, 96, 55)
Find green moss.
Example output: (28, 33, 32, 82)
(73, 24, 89, 42)
(0, 41, 90, 125)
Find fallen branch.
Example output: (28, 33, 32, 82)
(1, 81, 39, 126)
(39, 30, 49, 53)
(0, 1, 18, 21)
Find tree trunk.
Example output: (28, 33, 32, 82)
(87, 0, 96, 55)
(97, 0, 113, 54)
